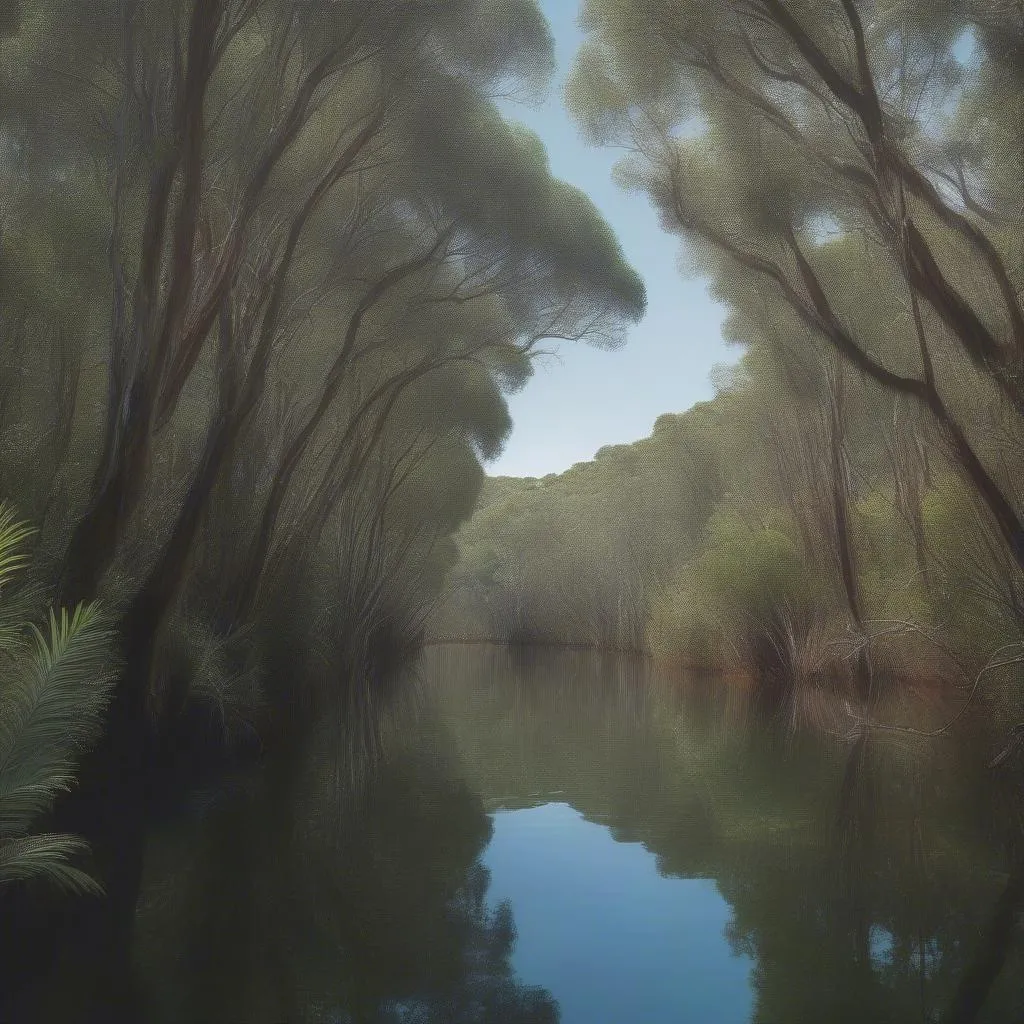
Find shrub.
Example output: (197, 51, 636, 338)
(648, 511, 823, 683)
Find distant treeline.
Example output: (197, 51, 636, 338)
(433, 355, 1020, 709)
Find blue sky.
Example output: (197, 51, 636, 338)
(487, 1, 734, 478)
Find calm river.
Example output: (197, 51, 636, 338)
(125, 644, 1024, 1022)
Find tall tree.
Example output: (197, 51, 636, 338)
(568, 0, 1024, 577)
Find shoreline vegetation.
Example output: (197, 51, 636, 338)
(427, 0, 1024, 756)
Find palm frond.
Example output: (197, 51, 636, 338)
(0, 832, 104, 895)
(0, 504, 36, 654)
(0, 504, 120, 896)
(0, 602, 119, 837)
(0, 576, 44, 659)
(0, 504, 34, 592)
(0, 776, 76, 835)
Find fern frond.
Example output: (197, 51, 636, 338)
(0, 578, 44, 658)
(0, 503, 120, 896)
(0, 504, 36, 654)
(0, 777, 76, 835)
(0, 833, 104, 895)
(0, 505, 34, 592)
(0, 602, 118, 837)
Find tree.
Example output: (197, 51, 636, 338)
(568, 0, 1024, 579)
(0, 6, 644, 1011)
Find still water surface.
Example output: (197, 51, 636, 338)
(484, 803, 752, 1023)
(129, 644, 1022, 1022)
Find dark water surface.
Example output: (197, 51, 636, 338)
(80, 647, 1024, 1020)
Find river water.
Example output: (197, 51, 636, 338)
(125, 644, 1024, 1022)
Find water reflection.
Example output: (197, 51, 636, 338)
(132, 692, 559, 1024)
(12, 645, 1023, 1022)
(483, 801, 753, 1023)
(424, 645, 1024, 1024)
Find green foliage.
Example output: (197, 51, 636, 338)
(432, 403, 727, 650)
(647, 584, 722, 668)
(0, 507, 117, 893)
(649, 512, 820, 670)
(0, 504, 37, 651)
(695, 513, 817, 624)
(0, 0, 648, 758)
(855, 490, 933, 625)
(0, 833, 99, 894)
(430, 0, 1024, 723)
(439, 314, 1019, 703)
(921, 473, 1024, 658)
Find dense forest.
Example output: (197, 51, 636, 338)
(0, 1, 644, 1017)
(1, 0, 1023, 1020)
(432, 0, 1024, 745)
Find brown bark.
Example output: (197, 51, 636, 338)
(229, 227, 454, 618)
(663, 4, 1024, 590)
(59, 0, 224, 606)
(827, 357, 864, 629)
(60, 10, 375, 607)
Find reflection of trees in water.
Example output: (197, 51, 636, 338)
(131, 692, 558, 1024)
(718, 733, 1024, 1024)
(427, 646, 1024, 1024)
(425, 644, 664, 818)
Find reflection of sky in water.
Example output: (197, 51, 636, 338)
(870, 924, 895, 966)
(483, 802, 754, 1024)
(870, 924, 942, 978)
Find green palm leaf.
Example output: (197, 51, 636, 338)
(0, 504, 34, 592)
(0, 603, 118, 837)
(0, 504, 37, 654)
(0, 832, 105, 895)
(0, 503, 119, 894)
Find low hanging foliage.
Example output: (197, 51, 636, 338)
(0, 505, 119, 894)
